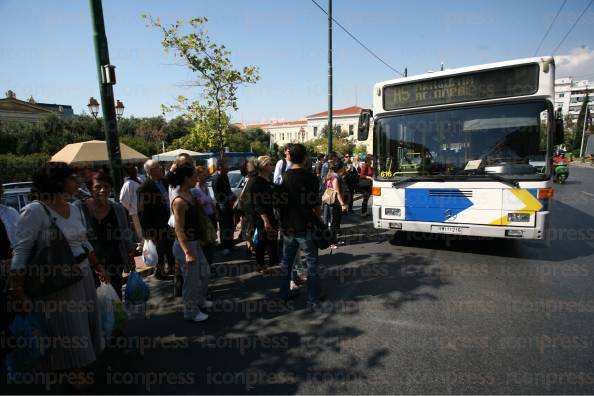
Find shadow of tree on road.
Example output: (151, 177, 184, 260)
(86, 241, 447, 394)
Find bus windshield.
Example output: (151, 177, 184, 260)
(374, 101, 551, 181)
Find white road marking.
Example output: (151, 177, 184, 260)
(582, 191, 594, 200)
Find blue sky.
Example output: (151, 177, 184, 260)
(2, 0, 594, 123)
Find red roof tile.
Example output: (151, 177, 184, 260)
(244, 120, 306, 129)
(306, 105, 364, 119)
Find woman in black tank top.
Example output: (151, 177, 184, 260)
(170, 165, 211, 323)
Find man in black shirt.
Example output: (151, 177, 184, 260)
(279, 144, 322, 305)
(212, 160, 235, 256)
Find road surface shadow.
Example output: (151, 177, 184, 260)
(74, 240, 446, 394)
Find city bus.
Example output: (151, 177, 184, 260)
(357, 57, 563, 239)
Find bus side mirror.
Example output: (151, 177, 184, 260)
(554, 111, 564, 146)
(358, 109, 373, 141)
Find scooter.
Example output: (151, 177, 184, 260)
(553, 162, 569, 184)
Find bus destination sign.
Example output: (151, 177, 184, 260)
(383, 64, 540, 111)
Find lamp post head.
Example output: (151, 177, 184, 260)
(87, 97, 100, 118)
(115, 100, 125, 118)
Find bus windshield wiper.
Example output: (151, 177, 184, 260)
(481, 173, 520, 188)
(391, 176, 444, 187)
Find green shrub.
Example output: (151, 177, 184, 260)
(0, 153, 50, 184)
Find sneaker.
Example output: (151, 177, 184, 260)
(221, 248, 231, 256)
(290, 280, 300, 291)
(200, 300, 214, 309)
(192, 311, 209, 322)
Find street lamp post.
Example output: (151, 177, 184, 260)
(89, 0, 123, 199)
(87, 97, 100, 118)
(115, 100, 125, 119)
(327, 0, 333, 154)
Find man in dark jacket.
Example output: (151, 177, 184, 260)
(138, 159, 174, 279)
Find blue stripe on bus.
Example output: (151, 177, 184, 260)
(528, 188, 548, 211)
(404, 189, 473, 222)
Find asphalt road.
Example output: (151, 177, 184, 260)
(3, 167, 594, 394)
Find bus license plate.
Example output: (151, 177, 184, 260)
(432, 225, 467, 234)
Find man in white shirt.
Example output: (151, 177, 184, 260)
(119, 165, 143, 247)
(273, 144, 293, 185)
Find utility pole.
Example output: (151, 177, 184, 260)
(89, 0, 123, 199)
(327, 0, 333, 154)
(579, 89, 589, 158)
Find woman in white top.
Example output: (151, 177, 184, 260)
(9, 163, 109, 388)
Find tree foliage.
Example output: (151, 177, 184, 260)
(0, 114, 194, 157)
(304, 124, 356, 156)
(0, 153, 50, 184)
(143, 15, 260, 158)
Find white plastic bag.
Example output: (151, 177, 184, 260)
(142, 239, 158, 267)
(97, 283, 119, 339)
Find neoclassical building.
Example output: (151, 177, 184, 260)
(0, 90, 74, 124)
(239, 105, 373, 152)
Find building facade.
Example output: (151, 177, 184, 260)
(242, 105, 373, 152)
(554, 78, 594, 121)
(0, 90, 74, 124)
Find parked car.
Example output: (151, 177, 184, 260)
(227, 170, 247, 197)
(1, 185, 31, 212)
(2, 181, 33, 190)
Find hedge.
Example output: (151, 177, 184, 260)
(0, 153, 50, 184)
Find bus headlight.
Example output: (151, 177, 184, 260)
(385, 208, 401, 217)
(508, 213, 530, 222)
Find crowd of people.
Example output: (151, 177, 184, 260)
(0, 143, 374, 390)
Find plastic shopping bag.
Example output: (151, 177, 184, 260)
(142, 239, 158, 267)
(97, 283, 119, 338)
(5, 313, 48, 374)
(125, 270, 150, 305)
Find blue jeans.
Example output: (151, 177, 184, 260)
(279, 232, 320, 303)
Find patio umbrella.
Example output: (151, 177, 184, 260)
(152, 148, 204, 162)
(50, 140, 148, 166)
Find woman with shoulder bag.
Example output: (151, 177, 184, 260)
(74, 170, 136, 300)
(8, 163, 109, 388)
(323, 162, 348, 241)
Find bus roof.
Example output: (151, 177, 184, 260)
(375, 56, 554, 89)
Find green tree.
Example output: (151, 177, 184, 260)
(164, 116, 194, 145)
(226, 126, 271, 155)
(120, 135, 160, 157)
(305, 124, 356, 156)
(353, 143, 369, 156)
(144, 15, 260, 159)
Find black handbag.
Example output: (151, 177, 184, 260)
(23, 203, 85, 298)
(306, 208, 336, 250)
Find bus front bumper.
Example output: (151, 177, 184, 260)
(372, 206, 549, 240)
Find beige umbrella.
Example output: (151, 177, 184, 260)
(152, 148, 204, 162)
(51, 140, 148, 165)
